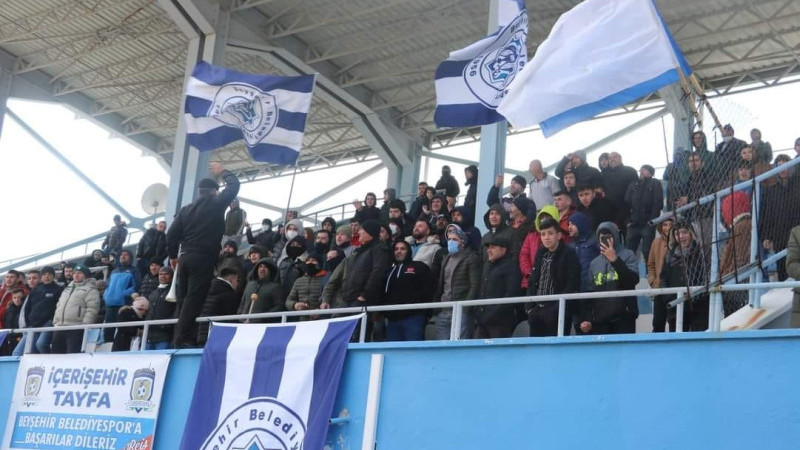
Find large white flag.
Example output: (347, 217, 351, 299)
(497, 0, 691, 137)
(179, 315, 360, 450)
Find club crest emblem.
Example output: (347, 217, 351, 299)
(126, 367, 156, 413)
(464, 12, 528, 108)
(208, 83, 279, 146)
(201, 398, 306, 450)
(22, 366, 44, 407)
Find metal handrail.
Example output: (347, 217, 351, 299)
(7, 281, 800, 354)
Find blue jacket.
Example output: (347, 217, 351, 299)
(567, 212, 600, 292)
(104, 264, 139, 307)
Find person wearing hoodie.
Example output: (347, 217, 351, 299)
(519, 205, 560, 292)
(111, 297, 150, 352)
(381, 240, 434, 341)
(353, 192, 381, 224)
(567, 212, 600, 293)
(103, 249, 139, 342)
(555, 150, 602, 189)
(464, 165, 478, 217)
(216, 239, 246, 295)
(238, 258, 284, 323)
(435, 165, 461, 206)
(476, 233, 522, 338)
(526, 219, 581, 336)
(657, 220, 710, 332)
(419, 193, 449, 224)
(380, 188, 397, 223)
(102, 214, 128, 255)
(286, 252, 329, 318)
(325, 226, 354, 274)
(196, 267, 240, 346)
(487, 174, 531, 216)
(576, 184, 617, 232)
(275, 218, 305, 264)
(647, 217, 674, 290)
(602, 152, 639, 221)
(83, 249, 108, 275)
(388, 199, 414, 238)
(245, 218, 280, 253)
(451, 206, 482, 251)
(278, 235, 308, 295)
(52, 265, 100, 353)
(144, 266, 176, 350)
(136, 220, 167, 278)
(580, 222, 639, 335)
(14, 266, 61, 355)
(482, 202, 510, 243)
(321, 217, 337, 233)
(720, 191, 752, 317)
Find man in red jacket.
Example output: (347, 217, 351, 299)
(0, 270, 29, 328)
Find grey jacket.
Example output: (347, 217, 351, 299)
(435, 249, 481, 303)
(53, 278, 100, 326)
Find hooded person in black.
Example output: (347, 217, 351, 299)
(452, 206, 482, 251)
(354, 192, 381, 224)
(464, 165, 479, 217)
(658, 220, 710, 332)
(382, 240, 433, 341)
(435, 165, 461, 201)
(245, 218, 280, 252)
(555, 150, 602, 188)
(166, 161, 240, 348)
(482, 203, 511, 245)
(278, 235, 308, 295)
(238, 257, 284, 323)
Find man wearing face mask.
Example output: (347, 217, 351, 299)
(715, 124, 747, 170)
(275, 218, 304, 264)
(278, 234, 308, 295)
(433, 224, 480, 340)
(286, 252, 329, 319)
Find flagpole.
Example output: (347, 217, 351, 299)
(675, 65, 702, 130)
(285, 159, 300, 220)
(688, 74, 724, 131)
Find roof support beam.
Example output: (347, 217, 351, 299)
(296, 162, 385, 212)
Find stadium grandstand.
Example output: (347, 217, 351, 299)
(2, 0, 800, 447)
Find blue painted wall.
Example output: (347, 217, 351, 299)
(3, 331, 800, 449)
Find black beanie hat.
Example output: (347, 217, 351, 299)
(198, 178, 218, 190)
(361, 220, 381, 239)
(511, 175, 527, 189)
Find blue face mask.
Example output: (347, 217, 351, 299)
(447, 240, 461, 254)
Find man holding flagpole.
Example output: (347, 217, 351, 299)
(167, 161, 240, 348)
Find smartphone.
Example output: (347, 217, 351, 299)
(600, 235, 611, 247)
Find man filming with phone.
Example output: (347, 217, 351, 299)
(579, 222, 640, 335)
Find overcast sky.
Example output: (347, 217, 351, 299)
(1, 81, 798, 268)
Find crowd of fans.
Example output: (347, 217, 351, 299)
(1, 128, 799, 352)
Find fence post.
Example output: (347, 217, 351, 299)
(80, 328, 90, 353)
(750, 182, 761, 309)
(676, 301, 684, 333)
(451, 303, 463, 341)
(24, 330, 34, 354)
(557, 297, 566, 337)
(709, 194, 721, 332)
(141, 324, 150, 351)
(359, 314, 367, 343)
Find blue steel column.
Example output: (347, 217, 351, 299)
(475, 0, 509, 233)
(164, 1, 230, 222)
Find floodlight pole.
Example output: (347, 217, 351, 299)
(475, 0, 509, 234)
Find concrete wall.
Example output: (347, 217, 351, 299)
(3, 330, 800, 449)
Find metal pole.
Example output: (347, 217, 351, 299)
(750, 182, 761, 308)
(676, 301, 684, 333)
(709, 194, 721, 332)
(360, 354, 385, 450)
(141, 324, 150, 351)
(24, 330, 33, 354)
(557, 297, 566, 337)
(80, 328, 89, 353)
(451, 303, 463, 341)
(359, 314, 367, 343)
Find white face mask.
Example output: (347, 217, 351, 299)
(286, 230, 298, 240)
(389, 224, 399, 234)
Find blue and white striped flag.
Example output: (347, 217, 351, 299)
(179, 315, 360, 450)
(497, 0, 692, 137)
(433, 0, 527, 128)
(184, 61, 315, 165)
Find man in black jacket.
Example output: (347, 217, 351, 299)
(245, 219, 279, 253)
(576, 184, 616, 233)
(624, 164, 663, 261)
(409, 182, 429, 221)
(138, 257, 162, 300)
(197, 267, 241, 346)
(13, 266, 62, 355)
(555, 150, 601, 188)
(166, 161, 240, 348)
(435, 165, 460, 207)
(144, 266, 176, 350)
(475, 233, 522, 338)
(526, 219, 581, 336)
(340, 220, 391, 307)
(382, 240, 433, 341)
(136, 220, 167, 278)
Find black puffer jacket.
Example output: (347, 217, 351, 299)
(625, 177, 664, 226)
(238, 258, 284, 323)
(22, 282, 62, 328)
(198, 277, 240, 344)
(144, 285, 175, 344)
(476, 252, 521, 328)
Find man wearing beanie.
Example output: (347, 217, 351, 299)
(624, 164, 663, 262)
(167, 161, 240, 348)
(487, 173, 533, 219)
(245, 218, 279, 251)
(103, 249, 139, 343)
(433, 223, 480, 339)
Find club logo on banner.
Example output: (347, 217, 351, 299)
(208, 83, 279, 146)
(179, 315, 361, 450)
(465, 12, 528, 108)
(2, 354, 170, 450)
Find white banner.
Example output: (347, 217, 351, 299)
(2, 353, 171, 450)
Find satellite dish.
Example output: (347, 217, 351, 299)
(141, 183, 168, 216)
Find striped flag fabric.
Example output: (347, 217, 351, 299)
(433, 0, 527, 128)
(179, 315, 361, 450)
(497, 0, 692, 137)
(184, 61, 315, 165)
